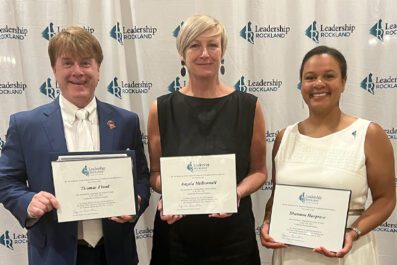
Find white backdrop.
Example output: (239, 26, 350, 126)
(0, 0, 396, 264)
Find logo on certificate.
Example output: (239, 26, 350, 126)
(82, 165, 90, 176)
(298, 192, 322, 205)
(80, 165, 106, 177)
(185, 161, 210, 173)
(187, 162, 193, 172)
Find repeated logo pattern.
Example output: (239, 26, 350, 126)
(370, 19, 397, 42)
(305, 20, 356, 43)
(234, 76, 282, 93)
(361, 73, 397, 95)
(0, 25, 28, 40)
(39, 78, 59, 99)
(107, 77, 152, 99)
(110, 22, 158, 45)
(240, 21, 290, 44)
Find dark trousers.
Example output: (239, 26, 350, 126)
(76, 243, 106, 265)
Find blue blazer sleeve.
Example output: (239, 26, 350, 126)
(0, 114, 35, 227)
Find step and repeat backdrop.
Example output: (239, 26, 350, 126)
(0, 0, 396, 264)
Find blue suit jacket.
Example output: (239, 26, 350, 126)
(0, 98, 150, 265)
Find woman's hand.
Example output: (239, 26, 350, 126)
(313, 228, 356, 258)
(208, 190, 241, 218)
(208, 212, 233, 218)
(158, 199, 184, 224)
(260, 221, 287, 249)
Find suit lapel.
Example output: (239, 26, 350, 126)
(41, 99, 68, 153)
(97, 100, 115, 151)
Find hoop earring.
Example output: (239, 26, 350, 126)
(220, 59, 225, 75)
(180, 61, 186, 77)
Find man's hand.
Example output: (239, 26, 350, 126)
(27, 191, 59, 219)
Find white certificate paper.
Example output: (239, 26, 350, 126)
(51, 155, 135, 222)
(269, 184, 351, 252)
(160, 154, 237, 215)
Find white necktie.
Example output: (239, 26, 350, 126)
(75, 109, 94, 151)
(75, 109, 103, 247)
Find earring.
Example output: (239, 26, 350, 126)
(180, 61, 186, 77)
(220, 59, 225, 75)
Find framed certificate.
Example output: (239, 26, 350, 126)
(269, 184, 351, 252)
(51, 151, 136, 222)
(160, 154, 237, 215)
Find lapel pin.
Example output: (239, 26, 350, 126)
(107, 120, 116, 130)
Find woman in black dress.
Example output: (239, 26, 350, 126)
(147, 14, 267, 265)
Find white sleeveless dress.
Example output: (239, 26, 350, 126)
(272, 118, 379, 265)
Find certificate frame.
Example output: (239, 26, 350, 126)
(269, 184, 351, 252)
(50, 151, 137, 222)
(160, 154, 237, 215)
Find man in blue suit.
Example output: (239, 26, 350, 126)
(0, 26, 150, 265)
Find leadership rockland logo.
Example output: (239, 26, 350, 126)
(0, 230, 13, 250)
(41, 22, 95, 40)
(384, 127, 397, 140)
(39, 78, 60, 99)
(81, 165, 106, 177)
(0, 25, 28, 40)
(110, 22, 158, 45)
(0, 230, 28, 250)
(370, 19, 397, 42)
(240, 21, 291, 44)
(305, 20, 356, 43)
(260, 180, 273, 191)
(298, 192, 322, 204)
(297, 81, 302, 90)
(375, 221, 397, 233)
(266, 130, 279, 143)
(172, 21, 184, 38)
(186, 161, 210, 173)
(135, 227, 153, 239)
(168, 76, 187, 92)
(82, 165, 90, 176)
(234, 76, 282, 93)
(360, 73, 397, 95)
(107, 77, 152, 99)
(0, 81, 27, 95)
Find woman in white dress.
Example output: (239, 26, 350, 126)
(260, 46, 396, 265)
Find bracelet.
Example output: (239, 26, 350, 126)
(350, 226, 362, 240)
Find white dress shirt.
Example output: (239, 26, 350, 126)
(59, 94, 100, 152)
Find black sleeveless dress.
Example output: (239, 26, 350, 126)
(150, 90, 260, 265)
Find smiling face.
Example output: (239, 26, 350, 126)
(183, 28, 223, 79)
(301, 53, 346, 114)
(53, 54, 99, 108)
(47, 26, 103, 108)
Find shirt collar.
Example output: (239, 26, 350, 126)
(59, 95, 97, 124)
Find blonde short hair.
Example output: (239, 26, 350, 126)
(48, 26, 103, 67)
(176, 15, 227, 59)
